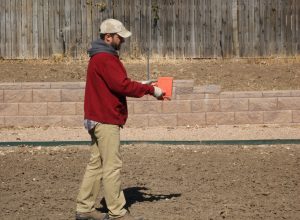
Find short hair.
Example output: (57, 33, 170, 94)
(100, 33, 106, 40)
(100, 33, 117, 40)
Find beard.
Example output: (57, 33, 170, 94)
(111, 42, 121, 51)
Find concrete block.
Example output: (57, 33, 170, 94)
(162, 100, 191, 113)
(79, 82, 86, 89)
(176, 94, 205, 100)
(21, 82, 51, 89)
(148, 114, 177, 127)
(220, 92, 235, 98)
(173, 80, 194, 87)
(177, 113, 206, 126)
(134, 101, 162, 114)
(204, 94, 220, 99)
(174, 87, 193, 95)
(278, 97, 300, 110)
(263, 90, 291, 97)
(146, 95, 158, 101)
(0, 117, 4, 127)
(127, 102, 134, 114)
(249, 98, 277, 111)
(50, 82, 83, 89)
(34, 116, 62, 126)
(4, 90, 32, 103)
(0, 103, 19, 116)
(192, 99, 220, 112)
(0, 83, 22, 90)
(126, 114, 148, 127)
(291, 90, 300, 97)
(235, 112, 263, 124)
(263, 111, 292, 124)
(292, 111, 300, 123)
(33, 89, 61, 102)
(194, 85, 221, 94)
(19, 103, 47, 116)
(220, 98, 248, 111)
(206, 112, 235, 125)
(61, 89, 85, 102)
(0, 90, 3, 102)
(5, 116, 34, 127)
(234, 91, 262, 98)
(48, 103, 76, 115)
(126, 95, 148, 101)
(75, 102, 84, 115)
(62, 116, 83, 127)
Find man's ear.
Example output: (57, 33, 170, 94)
(104, 34, 112, 44)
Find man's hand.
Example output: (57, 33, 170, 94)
(153, 86, 165, 100)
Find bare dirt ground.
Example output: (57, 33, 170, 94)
(1, 58, 300, 91)
(1, 58, 300, 220)
(0, 144, 299, 220)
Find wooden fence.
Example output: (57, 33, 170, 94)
(0, 0, 299, 59)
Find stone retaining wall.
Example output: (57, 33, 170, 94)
(0, 81, 299, 127)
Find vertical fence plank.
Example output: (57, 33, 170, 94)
(11, 0, 17, 58)
(26, 0, 33, 58)
(86, 0, 92, 47)
(64, 0, 71, 56)
(220, 0, 226, 57)
(32, 0, 38, 58)
(286, 0, 292, 56)
(5, 0, 12, 58)
(75, 1, 83, 58)
(172, 0, 177, 57)
(281, 0, 287, 55)
(20, 0, 27, 58)
(195, 0, 202, 57)
(269, 0, 277, 55)
(69, 0, 76, 57)
(123, 0, 132, 54)
(37, 0, 44, 57)
(59, 0, 65, 55)
(189, 0, 196, 57)
(176, 0, 183, 58)
(259, 0, 265, 56)
(297, 0, 300, 53)
(276, 0, 281, 55)
(264, 0, 270, 56)
(232, 0, 239, 57)
(43, 0, 49, 58)
(248, 0, 255, 57)
(0, 1, 6, 57)
(80, 0, 87, 53)
(48, 0, 54, 56)
(292, 0, 297, 55)
(53, 0, 61, 54)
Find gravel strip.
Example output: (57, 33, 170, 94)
(0, 124, 299, 142)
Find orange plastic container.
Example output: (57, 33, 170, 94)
(157, 77, 173, 99)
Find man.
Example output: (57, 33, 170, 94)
(75, 18, 164, 220)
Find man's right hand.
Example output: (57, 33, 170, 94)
(153, 86, 165, 100)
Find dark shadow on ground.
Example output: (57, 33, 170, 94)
(97, 186, 181, 212)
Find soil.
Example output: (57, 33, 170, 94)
(1, 58, 300, 220)
(0, 144, 299, 220)
(1, 58, 300, 91)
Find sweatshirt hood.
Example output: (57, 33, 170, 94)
(87, 39, 118, 57)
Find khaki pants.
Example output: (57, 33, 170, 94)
(76, 123, 127, 218)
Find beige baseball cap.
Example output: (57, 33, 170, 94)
(100, 18, 132, 38)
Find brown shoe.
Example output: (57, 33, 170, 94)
(112, 212, 143, 220)
(76, 210, 109, 220)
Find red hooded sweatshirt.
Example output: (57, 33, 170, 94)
(84, 40, 154, 125)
